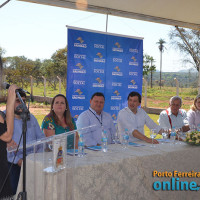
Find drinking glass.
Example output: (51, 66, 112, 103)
(176, 127, 183, 144)
(150, 129, 157, 147)
(161, 128, 169, 143)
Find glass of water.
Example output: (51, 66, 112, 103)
(150, 129, 157, 147)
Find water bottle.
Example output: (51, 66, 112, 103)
(101, 130, 108, 152)
(122, 128, 129, 149)
(170, 127, 176, 143)
(78, 134, 85, 157)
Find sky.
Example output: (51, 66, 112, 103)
(0, 0, 193, 72)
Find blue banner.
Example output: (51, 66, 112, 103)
(67, 27, 143, 122)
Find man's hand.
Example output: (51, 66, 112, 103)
(144, 137, 159, 144)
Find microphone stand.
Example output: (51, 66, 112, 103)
(15, 90, 30, 200)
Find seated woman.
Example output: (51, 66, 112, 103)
(187, 94, 200, 128)
(41, 94, 78, 149)
(0, 85, 17, 199)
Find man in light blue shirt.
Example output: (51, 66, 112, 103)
(76, 92, 116, 146)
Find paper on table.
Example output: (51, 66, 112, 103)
(157, 139, 171, 143)
(86, 146, 102, 151)
(129, 142, 145, 147)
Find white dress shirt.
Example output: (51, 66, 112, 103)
(159, 108, 188, 129)
(187, 109, 200, 127)
(117, 107, 161, 142)
(76, 107, 116, 146)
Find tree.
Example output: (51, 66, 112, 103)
(169, 27, 200, 71)
(143, 54, 156, 88)
(4, 56, 35, 88)
(156, 39, 166, 89)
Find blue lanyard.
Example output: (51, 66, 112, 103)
(89, 108, 102, 126)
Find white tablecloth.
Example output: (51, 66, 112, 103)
(16, 142, 200, 200)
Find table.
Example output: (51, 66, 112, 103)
(16, 141, 200, 200)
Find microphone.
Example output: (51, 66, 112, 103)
(2, 82, 30, 94)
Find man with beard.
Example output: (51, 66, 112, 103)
(6, 90, 45, 195)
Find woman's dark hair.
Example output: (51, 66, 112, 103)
(127, 91, 141, 103)
(50, 94, 74, 130)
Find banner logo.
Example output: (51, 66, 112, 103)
(111, 90, 122, 100)
(128, 80, 138, 89)
(112, 42, 123, 52)
(72, 89, 85, 99)
(94, 44, 105, 49)
(74, 115, 79, 120)
(74, 54, 86, 59)
(77, 37, 84, 43)
(113, 58, 122, 63)
(73, 63, 86, 73)
(74, 37, 87, 48)
(93, 77, 104, 87)
(129, 48, 138, 53)
(72, 106, 84, 110)
(94, 53, 105, 63)
(112, 82, 122, 87)
(112, 66, 123, 76)
(112, 114, 117, 120)
(129, 72, 138, 76)
(94, 69, 104, 74)
(129, 56, 138, 66)
(110, 106, 120, 110)
(73, 80, 85, 85)
(75, 89, 83, 95)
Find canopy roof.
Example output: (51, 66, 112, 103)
(19, 0, 200, 30)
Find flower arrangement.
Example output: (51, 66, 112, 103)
(185, 131, 200, 145)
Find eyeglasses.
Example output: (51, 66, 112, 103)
(16, 99, 26, 104)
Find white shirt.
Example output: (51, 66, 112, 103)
(187, 109, 200, 127)
(76, 107, 116, 146)
(117, 107, 161, 142)
(159, 108, 188, 129)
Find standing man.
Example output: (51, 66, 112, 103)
(76, 92, 116, 146)
(6, 90, 45, 195)
(159, 96, 189, 132)
(117, 91, 162, 144)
